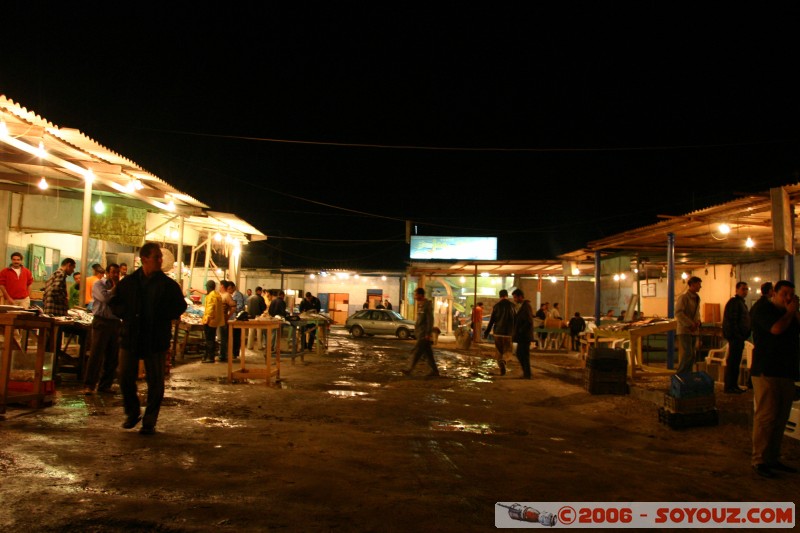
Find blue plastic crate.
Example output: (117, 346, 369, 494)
(670, 371, 714, 399)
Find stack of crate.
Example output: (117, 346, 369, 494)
(658, 371, 718, 428)
(584, 347, 628, 395)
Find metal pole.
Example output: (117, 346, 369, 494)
(80, 178, 93, 279)
(667, 232, 676, 369)
(594, 251, 601, 323)
(177, 216, 185, 288)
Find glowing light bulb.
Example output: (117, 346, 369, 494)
(745, 237, 755, 248)
(719, 223, 731, 234)
(38, 176, 49, 190)
(613, 274, 620, 281)
(94, 198, 105, 214)
(681, 272, 689, 280)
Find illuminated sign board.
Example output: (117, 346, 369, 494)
(409, 236, 498, 260)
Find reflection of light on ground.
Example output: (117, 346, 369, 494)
(429, 420, 494, 434)
(326, 390, 369, 397)
(194, 417, 244, 428)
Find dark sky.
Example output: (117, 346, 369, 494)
(3, 4, 800, 270)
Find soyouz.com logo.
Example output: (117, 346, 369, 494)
(495, 502, 794, 528)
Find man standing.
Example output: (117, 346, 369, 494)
(227, 281, 246, 359)
(749, 279, 800, 478)
(0, 251, 34, 308)
(568, 312, 586, 351)
(471, 302, 484, 343)
(268, 290, 288, 352)
(511, 288, 533, 379)
(535, 303, 549, 346)
(119, 262, 128, 279)
(83, 263, 104, 309)
(484, 290, 515, 375)
(110, 243, 187, 435)
(42, 258, 76, 366)
(68, 272, 82, 309)
(200, 280, 224, 363)
(299, 291, 322, 351)
(722, 281, 751, 394)
(384, 299, 392, 310)
(675, 276, 702, 375)
(83, 263, 121, 395)
(246, 286, 267, 349)
(403, 287, 439, 377)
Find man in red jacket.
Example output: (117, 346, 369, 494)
(0, 252, 34, 308)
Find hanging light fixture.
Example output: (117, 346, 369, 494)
(94, 197, 105, 214)
(38, 176, 48, 190)
(745, 237, 755, 248)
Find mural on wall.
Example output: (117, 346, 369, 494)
(90, 204, 147, 247)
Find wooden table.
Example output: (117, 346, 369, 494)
(282, 318, 331, 362)
(227, 320, 283, 386)
(0, 313, 58, 416)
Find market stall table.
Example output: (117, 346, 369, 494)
(594, 320, 678, 380)
(0, 312, 58, 416)
(227, 320, 283, 386)
(172, 319, 205, 361)
(282, 318, 331, 362)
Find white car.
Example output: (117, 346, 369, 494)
(345, 309, 415, 339)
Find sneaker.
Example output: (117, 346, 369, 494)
(83, 387, 94, 395)
(121, 415, 142, 429)
(753, 464, 776, 478)
(768, 461, 798, 473)
(139, 426, 156, 435)
(498, 360, 507, 376)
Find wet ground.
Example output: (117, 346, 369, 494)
(1, 328, 798, 532)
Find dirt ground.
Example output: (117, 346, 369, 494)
(1, 328, 798, 532)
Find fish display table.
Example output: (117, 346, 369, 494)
(0, 313, 58, 416)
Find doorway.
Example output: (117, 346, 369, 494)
(328, 293, 349, 324)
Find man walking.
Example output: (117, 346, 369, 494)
(675, 276, 702, 374)
(511, 289, 533, 379)
(83, 263, 121, 395)
(403, 287, 439, 377)
(0, 251, 34, 307)
(722, 281, 751, 394)
(110, 243, 187, 435)
(749, 280, 800, 478)
(471, 302, 484, 344)
(484, 289, 515, 375)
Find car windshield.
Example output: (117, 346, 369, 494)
(386, 310, 405, 320)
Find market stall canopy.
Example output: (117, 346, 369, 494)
(558, 184, 800, 276)
(0, 94, 207, 216)
(407, 259, 595, 279)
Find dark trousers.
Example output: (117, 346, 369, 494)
(120, 349, 166, 429)
(409, 338, 438, 372)
(84, 317, 120, 390)
(301, 324, 317, 350)
(515, 338, 532, 378)
(232, 328, 242, 358)
(724, 338, 745, 390)
(219, 323, 230, 361)
(204, 325, 217, 362)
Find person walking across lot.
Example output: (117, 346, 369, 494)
(749, 279, 800, 478)
(110, 243, 187, 435)
(484, 289, 515, 375)
(403, 287, 439, 377)
(675, 276, 702, 374)
(471, 302, 484, 343)
(722, 281, 751, 394)
(511, 289, 533, 379)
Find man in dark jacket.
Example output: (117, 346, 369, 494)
(484, 289, 515, 375)
(299, 291, 322, 350)
(110, 243, 187, 435)
(511, 289, 533, 379)
(568, 312, 587, 351)
(722, 281, 751, 394)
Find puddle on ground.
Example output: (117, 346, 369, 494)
(429, 419, 495, 434)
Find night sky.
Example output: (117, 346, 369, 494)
(3, 4, 800, 270)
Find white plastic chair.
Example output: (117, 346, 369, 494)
(704, 341, 754, 384)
